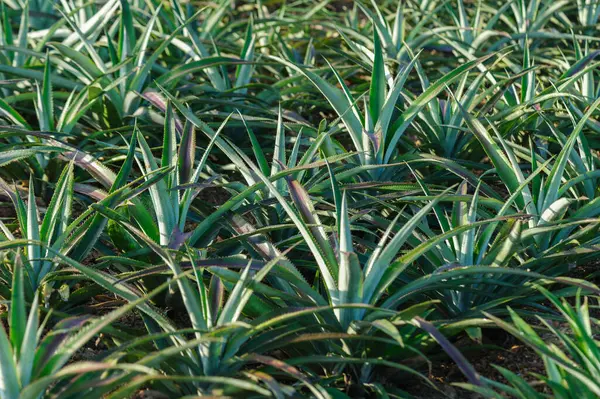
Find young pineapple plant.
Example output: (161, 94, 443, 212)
(0, 163, 74, 297)
(275, 28, 495, 177)
(101, 98, 277, 255)
(462, 93, 600, 256)
(395, 180, 533, 318)
(0, 252, 157, 399)
(460, 287, 600, 399)
(71, 206, 337, 397)
(221, 144, 472, 378)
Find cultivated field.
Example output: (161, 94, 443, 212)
(1, 0, 600, 398)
